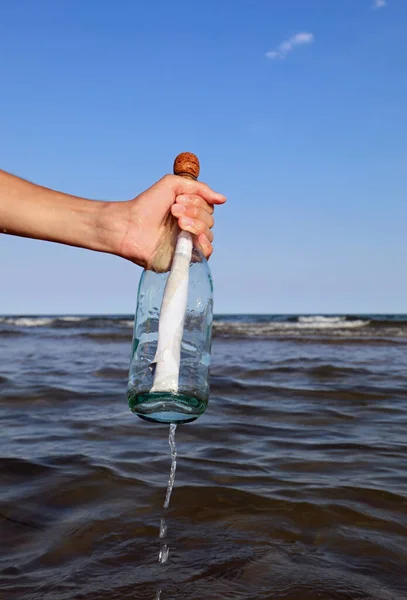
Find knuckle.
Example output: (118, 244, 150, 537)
(183, 194, 202, 207)
(192, 195, 202, 206)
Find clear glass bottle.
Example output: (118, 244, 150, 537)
(127, 153, 214, 424)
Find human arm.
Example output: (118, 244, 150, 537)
(0, 169, 226, 268)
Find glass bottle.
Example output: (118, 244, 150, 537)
(127, 153, 214, 424)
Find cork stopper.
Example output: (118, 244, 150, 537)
(173, 152, 200, 180)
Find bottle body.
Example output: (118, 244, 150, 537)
(127, 246, 213, 424)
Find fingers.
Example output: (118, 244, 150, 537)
(159, 175, 223, 260)
(171, 203, 214, 241)
(171, 198, 214, 241)
(171, 194, 216, 259)
(171, 199, 214, 230)
(175, 194, 214, 215)
(176, 214, 214, 242)
(197, 234, 213, 259)
(169, 175, 226, 206)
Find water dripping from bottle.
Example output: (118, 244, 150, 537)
(155, 423, 178, 599)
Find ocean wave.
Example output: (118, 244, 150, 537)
(297, 316, 367, 328)
(1, 315, 406, 338)
(0, 316, 134, 329)
(80, 332, 132, 342)
(233, 364, 374, 379)
(58, 316, 85, 323)
(0, 329, 25, 337)
(93, 367, 128, 379)
(119, 320, 135, 328)
(0, 317, 55, 327)
(213, 317, 369, 337)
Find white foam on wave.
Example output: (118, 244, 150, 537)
(0, 315, 134, 328)
(297, 316, 367, 329)
(214, 316, 369, 336)
(299, 316, 344, 325)
(120, 320, 134, 327)
(0, 317, 55, 327)
(58, 316, 86, 322)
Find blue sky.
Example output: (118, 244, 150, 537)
(1, 0, 406, 314)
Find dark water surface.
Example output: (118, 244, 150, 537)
(1, 314, 407, 600)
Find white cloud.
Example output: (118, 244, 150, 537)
(265, 32, 314, 61)
(373, 0, 386, 8)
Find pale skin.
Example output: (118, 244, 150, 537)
(0, 170, 226, 267)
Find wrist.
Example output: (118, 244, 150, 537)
(81, 198, 113, 254)
(92, 199, 146, 265)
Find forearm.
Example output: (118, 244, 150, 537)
(0, 169, 110, 253)
(0, 167, 225, 266)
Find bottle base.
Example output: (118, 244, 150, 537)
(128, 391, 207, 424)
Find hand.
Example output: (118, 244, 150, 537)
(0, 168, 226, 270)
(99, 175, 226, 270)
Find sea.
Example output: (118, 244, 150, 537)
(0, 314, 406, 600)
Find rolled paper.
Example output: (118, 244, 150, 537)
(150, 231, 193, 393)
